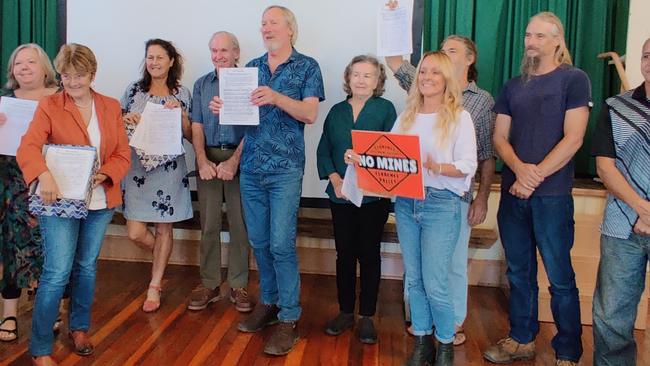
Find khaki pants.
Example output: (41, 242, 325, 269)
(196, 147, 249, 289)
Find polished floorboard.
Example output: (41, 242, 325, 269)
(1, 260, 648, 365)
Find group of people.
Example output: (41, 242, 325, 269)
(0, 3, 648, 366)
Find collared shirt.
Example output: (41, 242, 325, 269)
(316, 97, 397, 204)
(191, 70, 247, 147)
(394, 60, 495, 202)
(241, 49, 325, 173)
(591, 84, 650, 239)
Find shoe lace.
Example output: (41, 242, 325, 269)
(234, 288, 249, 302)
(496, 337, 519, 352)
(556, 360, 577, 366)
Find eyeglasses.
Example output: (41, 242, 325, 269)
(60, 73, 89, 82)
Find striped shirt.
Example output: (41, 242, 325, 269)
(394, 60, 495, 202)
(591, 84, 650, 239)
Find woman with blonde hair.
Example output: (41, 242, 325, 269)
(394, 51, 476, 366)
(0, 43, 58, 342)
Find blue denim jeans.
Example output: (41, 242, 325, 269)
(497, 193, 581, 362)
(240, 170, 302, 321)
(29, 208, 114, 356)
(451, 200, 471, 326)
(593, 233, 650, 366)
(396, 188, 461, 343)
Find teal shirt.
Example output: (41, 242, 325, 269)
(316, 96, 397, 204)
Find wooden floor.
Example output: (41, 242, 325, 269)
(1, 260, 648, 365)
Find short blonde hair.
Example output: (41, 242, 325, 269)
(5, 43, 57, 90)
(264, 5, 298, 45)
(54, 43, 98, 76)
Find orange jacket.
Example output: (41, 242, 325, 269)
(17, 90, 130, 209)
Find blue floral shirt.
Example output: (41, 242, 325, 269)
(241, 49, 325, 173)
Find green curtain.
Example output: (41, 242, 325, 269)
(424, 0, 629, 176)
(0, 0, 60, 88)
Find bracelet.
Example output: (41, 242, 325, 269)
(438, 164, 442, 176)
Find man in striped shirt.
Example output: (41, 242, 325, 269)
(591, 38, 650, 366)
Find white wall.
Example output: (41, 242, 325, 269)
(66, 0, 408, 198)
(626, 0, 650, 87)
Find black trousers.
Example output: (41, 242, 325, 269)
(1, 283, 21, 299)
(330, 199, 390, 316)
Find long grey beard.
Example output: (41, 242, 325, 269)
(521, 55, 541, 82)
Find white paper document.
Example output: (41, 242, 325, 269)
(219, 67, 260, 125)
(38, 146, 96, 200)
(130, 102, 184, 155)
(0, 96, 38, 156)
(341, 164, 364, 208)
(376, 0, 413, 57)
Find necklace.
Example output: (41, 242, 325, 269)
(75, 100, 92, 109)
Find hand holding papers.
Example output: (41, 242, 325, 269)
(29, 145, 98, 219)
(219, 67, 259, 125)
(130, 102, 184, 155)
(377, 0, 413, 57)
(0, 97, 38, 156)
(342, 165, 364, 208)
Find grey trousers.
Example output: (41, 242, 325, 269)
(196, 147, 249, 289)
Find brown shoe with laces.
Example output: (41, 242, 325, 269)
(483, 336, 535, 363)
(556, 360, 577, 366)
(237, 303, 279, 332)
(187, 284, 221, 311)
(230, 288, 253, 313)
(264, 321, 299, 356)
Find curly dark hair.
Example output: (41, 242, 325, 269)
(342, 55, 386, 97)
(138, 38, 183, 93)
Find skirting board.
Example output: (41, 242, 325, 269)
(99, 235, 506, 286)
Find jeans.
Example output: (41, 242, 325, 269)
(497, 193, 582, 362)
(330, 199, 390, 316)
(29, 208, 114, 357)
(240, 170, 302, 321)
(396, 188, 461, 343)
(593, 233, 650, 366)
(451, 200, 471, 326)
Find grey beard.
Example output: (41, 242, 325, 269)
(521, 55, 541, 81)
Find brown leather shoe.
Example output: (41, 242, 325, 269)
(483, 336, 535, 363)
(68, 331, 94, 356)
(264, 321, 299, 356)
(237, 303, 279, 332)
(230, 288, 253, 313)
(31, 355, 58, 366)
(187, 284, 222, 311)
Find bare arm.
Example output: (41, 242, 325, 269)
(385, 56, 406, 74)
(191, 122, 218, 180)
(597, 156, 650, 235)
(493, 113, 544, 191)
(537, 106, 590, 178)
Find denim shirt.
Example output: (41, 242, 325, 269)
(241, 49, 325, 174)
(190, 70, 247, 146)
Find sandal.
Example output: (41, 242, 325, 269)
(142, 284, 162, 313)
(453, 326, 466, 346)
(0, 316, 18, 342)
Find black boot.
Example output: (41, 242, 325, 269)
(434, 341, 453, 366)
(405, 335, 435, 366)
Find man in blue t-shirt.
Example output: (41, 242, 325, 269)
(228, 5, 325, 357)
(483, 12, 591, 366)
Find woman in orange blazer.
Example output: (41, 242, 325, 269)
(16, 44, 130, 366)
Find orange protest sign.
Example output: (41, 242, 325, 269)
(351, 130, 424, 199)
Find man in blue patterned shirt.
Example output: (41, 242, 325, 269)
(233, 5, 325, 356)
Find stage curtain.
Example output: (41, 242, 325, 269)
(1, 0, 60, 87)
(424, 0, 630, 175)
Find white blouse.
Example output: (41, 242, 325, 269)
(87, 102, 107, 210)
(392, 110, 477, 197)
